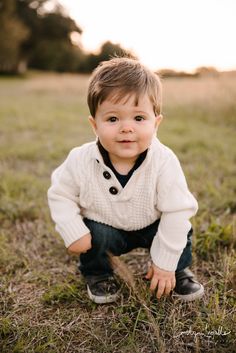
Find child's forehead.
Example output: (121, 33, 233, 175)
(105, 91, 151, 106)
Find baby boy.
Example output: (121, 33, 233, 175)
(48, 57, 204, 304)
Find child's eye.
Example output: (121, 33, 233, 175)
(108, 116, 118, 122)
(135, 115, 145, 121)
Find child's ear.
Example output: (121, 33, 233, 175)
(155, 114, 163, 129)
(88, 116, 97, 135)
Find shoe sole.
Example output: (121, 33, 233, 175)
(173, 284, 204, 302)
(87, 285, 119, 304)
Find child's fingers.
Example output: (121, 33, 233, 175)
(150, 274, 159, 292)
(156, 279, 165, 299)
(145, 267, 153, 279)
(164, 280, 172, 296)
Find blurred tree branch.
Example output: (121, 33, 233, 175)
(0, 0, 135, 74)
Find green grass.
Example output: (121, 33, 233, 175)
(0, 71, 235, 353)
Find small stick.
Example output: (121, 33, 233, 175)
(110, 255, 166, 353)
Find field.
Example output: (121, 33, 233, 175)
(0, 71, 235, 353)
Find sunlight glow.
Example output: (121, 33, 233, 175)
(59, 0, 236, 72)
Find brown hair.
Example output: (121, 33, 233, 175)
(87, 57, 162, 117)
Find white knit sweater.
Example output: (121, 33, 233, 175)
(47, 137, 198, 271)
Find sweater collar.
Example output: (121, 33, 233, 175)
(97, 140, 147, 176)
(93, 136, 158, 172)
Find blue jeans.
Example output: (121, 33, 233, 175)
(79, 218, 192, 277)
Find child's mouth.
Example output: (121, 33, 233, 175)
(118, 140, 134, 143)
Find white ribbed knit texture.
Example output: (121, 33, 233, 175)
(47, 138, 198, 271)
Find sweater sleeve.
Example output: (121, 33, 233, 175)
(150, 153, 198, 271)
(47, 149, 90, 247)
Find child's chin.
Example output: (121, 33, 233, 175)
(118, 151, 139, 159)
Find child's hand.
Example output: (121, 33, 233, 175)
(145, 263, 176, 299)
(67, 233, 92, 254)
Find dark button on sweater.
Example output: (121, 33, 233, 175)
(103, 171, 111, 179)
(109, 186, 118, 195)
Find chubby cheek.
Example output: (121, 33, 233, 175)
(98, 135, 110, 145)
(97, 125, 116, 138)
(140, 128, 156, 143)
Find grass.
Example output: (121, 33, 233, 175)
(0, 70, 235, 353)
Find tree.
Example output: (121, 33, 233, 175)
(0, 0, 29, 73)
(0, 0, 84, 73)
(195, 66, 219, 77)
(16, 0, 84, 72)
(0, 1, 136, 74)
(83, 41, 135, 72)
(29, 39, 85, 72)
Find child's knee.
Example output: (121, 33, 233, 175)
(68, 234, 92, 254)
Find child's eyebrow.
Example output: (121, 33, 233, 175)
(103, 108, 150, 114)
(133, 110, 148, 114)
(103, 109, 149, 115)
(103, 110, 118, 115)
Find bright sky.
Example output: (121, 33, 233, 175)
(58, 0, 236, 72)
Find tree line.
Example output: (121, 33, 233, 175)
(0, 0, 133, 74)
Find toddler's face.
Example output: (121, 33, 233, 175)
(89, 93, 162, 167)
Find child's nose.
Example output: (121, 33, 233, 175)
(119, 122, 134, 133)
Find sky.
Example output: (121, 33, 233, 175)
(57, 0, 236, 72)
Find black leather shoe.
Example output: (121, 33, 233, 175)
(174, 268, 204, 301)
(85, 274, 120, 304)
